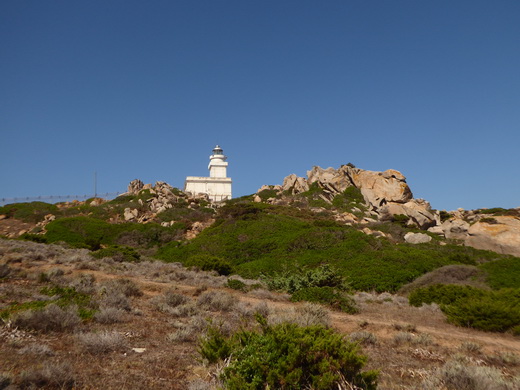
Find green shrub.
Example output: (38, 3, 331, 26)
(199, 318, 378, 390)
(266, 264, 349, 294)
(186, 254, 233, 276)
(19, 233, 48, 243)
(92, 245, 141, 263)
(480, 257, 520, 289)
(442, 295, 520, 332)
(0, 202, 58, 223)
(392, 214, 410, 227)
(409, 285, 520, 332)
(257, 188, 280, 201)
(408, 284, 485, 307)
(291, 286, 359, 314)
(226, 279, 247, 291)
(439, 210, 451, 222)
(45, 216, 185, 250)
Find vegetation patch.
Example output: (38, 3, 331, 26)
(291, 286, 359, 314)
(409, 284, 520, 332)
(0, 201, 58, 223)
(92, 245, 141, 262)
(199, 317, 378, 390)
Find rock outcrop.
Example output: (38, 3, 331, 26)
(266, 165, 437, 229)
(466, 216, 520, 257)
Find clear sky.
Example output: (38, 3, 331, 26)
(1, 1, 519, 211)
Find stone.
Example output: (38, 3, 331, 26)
(127, 179, 144, 195)
(465, 216, 520, 257)
(349, 168, 413, 209)
(282, 174, 309, 194)
(441, 219, 470, 240)
(253, 195, 262, 203)
(0, 215, 6, 220)
(124, 208, 138, 221)
(404, 232, 432, 244)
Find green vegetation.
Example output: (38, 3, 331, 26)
(44, 216, 185, 250)
(409, 284, 520, 333)
(157, 202, 513, 293)
(0, 202, 58, 223)
(0, 285, 95, 320)
(92, 245, 141, 263)
(479, 257, 520, 289)
(185, 254, 233, 276)
(291, 287, 358, 314)
(226, 279, 247, 291)
(199, 317, 378, 390)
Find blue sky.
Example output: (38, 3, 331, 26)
(1, 1, 519, 211)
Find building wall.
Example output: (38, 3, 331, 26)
(184, 176, 232, 202)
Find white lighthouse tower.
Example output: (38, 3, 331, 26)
(184, 145, 232, 202)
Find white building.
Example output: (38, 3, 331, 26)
(184, 145, 232, 202)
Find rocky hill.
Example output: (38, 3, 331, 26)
(254, 164, 520, 257)
(1, 163, 520, 389)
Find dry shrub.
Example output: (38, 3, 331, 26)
(101, 278, 142, 297)
(268, 303, 330, 328)
(0, 264, 11, 279)
(97, 289, 131, 311)
(69, 273, 96, 294)
(77, 330, 126, 354)
(393, 332, 432, 346)
(393, 323, 417, 332)
(0, 374, 11, 389)
(167, 317, 207, 342)
(487, 351, 520, 366)
(187, 380, 214, 390)
(248, 288, 289, 301)
(400, 264, 487, 294)
(459, 341, 482, 354)
(420, 360, 520, 390)
(13, 304, 81, 333)
(18, 361, 75, 389)
(350, 331, 378, 346)
(17, 343, 55, 356)
(197, 291, 236, 312)
(94, 307, 126, 324)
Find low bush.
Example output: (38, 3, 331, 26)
(0, 201, 58, 223)
(266, 264, 349, 294)
(18, 362, 75, 389)
(186, 254, 233, 276)
(226, 278, 247, 291)
(197, 291, 236, 312)
(421, 359, 520, 390)
(291, 286, 359, 314)
(199, 317, 378, 390)
(409, 284, 485, 307)
(77, 330, 127, 354)
(409, 285, 520, 332)
(94, 307, 126, 324)
(92, 245, 141, 262)
(12, 304, 81, 332)
(350, 331, 378, 346)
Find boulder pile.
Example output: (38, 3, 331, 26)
(256, 165, 520, 257)
(259, 165, 438, 229)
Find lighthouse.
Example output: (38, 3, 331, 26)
(184, 145, 232, 202)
